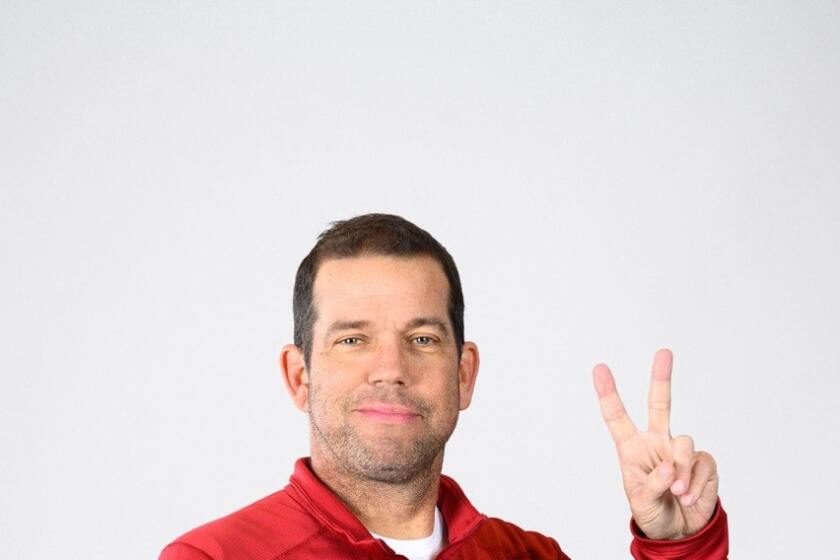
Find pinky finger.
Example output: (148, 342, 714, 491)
(680, 451, 717, 507)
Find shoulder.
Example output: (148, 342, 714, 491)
(159, 486, 321, 560)
(466, 517, 569, 559)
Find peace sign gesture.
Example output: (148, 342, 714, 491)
(593, 348, 720, 540)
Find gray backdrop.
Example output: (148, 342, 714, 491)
(2, 2, 838, 558)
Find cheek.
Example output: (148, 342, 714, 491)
(430, 373, 462, 413)
(309, 372, 353, 412)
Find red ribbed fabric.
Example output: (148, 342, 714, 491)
(159, 458, 728, 559)
(630, 499, 729, 560)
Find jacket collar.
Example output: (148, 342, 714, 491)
(287, 457, 486, 546)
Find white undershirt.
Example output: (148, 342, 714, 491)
(370, 507, 446, 560)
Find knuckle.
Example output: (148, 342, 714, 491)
(695, 450, 718, 471)
(602, 406, 626, 423)
(648, 399, 671, 411)
(670, 436, 695, 468)
(604, 410, 625, 423)
(673, 434, 695, 449)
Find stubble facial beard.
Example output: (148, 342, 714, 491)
(308, 386, 459, 485)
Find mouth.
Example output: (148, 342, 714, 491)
(353, 402, 422, 423)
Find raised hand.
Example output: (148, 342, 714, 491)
(592, 348, 719, 540)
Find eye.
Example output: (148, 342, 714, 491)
(338, 337, 363, 345)
(412, 336, 434, 346)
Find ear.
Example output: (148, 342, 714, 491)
(280, 344, 310, 412)
(457, 341, 480, 411)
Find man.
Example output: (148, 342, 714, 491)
(160, 213, 729, 559)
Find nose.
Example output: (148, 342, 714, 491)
(367, 336, 411, 387)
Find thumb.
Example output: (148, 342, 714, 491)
(639, 460, 677, 504)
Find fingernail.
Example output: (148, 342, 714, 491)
(658, 463, 673, 481)
(670, 480, 686, 494)
(681, 494, 693, 506)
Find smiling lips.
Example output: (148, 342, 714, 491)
(354, 403, 422, 423)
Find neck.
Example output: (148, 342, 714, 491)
(310, 450, 443, 539)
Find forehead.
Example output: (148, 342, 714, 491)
(312, 255, 449, 323)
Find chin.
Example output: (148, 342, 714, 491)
(354, 460, 432, 484)
(349, 441, 443, 484)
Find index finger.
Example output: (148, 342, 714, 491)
(593, 363, 638, 446)
(647, 348, 673, 435)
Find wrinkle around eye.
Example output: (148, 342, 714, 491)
(411, 335, 442, 347)
(337, 336, 364, 345)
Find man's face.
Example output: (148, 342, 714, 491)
(304, 254, 474, 484)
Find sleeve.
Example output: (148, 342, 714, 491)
(158, 541, 215, 560)
(629, 498, 729, 560)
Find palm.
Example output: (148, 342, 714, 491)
(593, 349, 719, 540)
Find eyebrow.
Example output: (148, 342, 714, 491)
(404, 317, 451, 336)
(324, 320, 372, 340)
(323, 316, 451, 341)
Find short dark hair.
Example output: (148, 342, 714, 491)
(293, 213, 465, 369)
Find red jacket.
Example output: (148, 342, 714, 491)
(160, 458, 728, 560)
